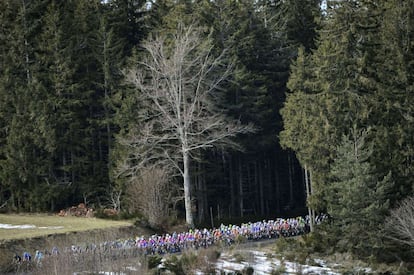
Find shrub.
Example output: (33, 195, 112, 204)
(163, 254, 186, 274)
(124, 166, 179, 230)
(147, 255, 162, 269)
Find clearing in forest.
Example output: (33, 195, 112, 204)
(0, 213, 133, 240)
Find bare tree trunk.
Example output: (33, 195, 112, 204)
(254, 160, 259, 214)
(196, 161, 207, 224)
(288, 152, 294, 206)
(274, 156, 280, 214)
(183, 151, 194, 227)
(123, 24, 254, 228)
(103, 41, 112, 167)
(238, 156, 244, 217)
(257, 160, 264, 215)
(309, 169, 315, 228)
(63, 152, 68, 183)
(202, 172, 207, 221)
(247, 161, 252, 213)
(228, 155, 235, 217)
(264, 157, 271, 215)
(71, 150, 76, 185)
(304, 164, 314, 232)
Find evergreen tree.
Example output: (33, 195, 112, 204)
(282, 0, 414, 257)
(65, 0, 111, 204)
(281, 0, 389, 211)
(257, 0, 321, 51)
(0, 0, 54, 211)
(280, 47, 333, 211)
(35, 0, 84, 209)
(186, 0, 321, 217)
(370, 0, 414, 200)
(103, 0, 148, 58)
(326, 128, 393, 257)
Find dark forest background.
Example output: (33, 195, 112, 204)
(0, 0, 315, 218)
(1, 0, 414, 260)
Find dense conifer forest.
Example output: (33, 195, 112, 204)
(0, 0, 413, 261)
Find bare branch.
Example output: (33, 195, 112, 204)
(118, 22, 255, 226)
(125, 166, 179, 229)
(385, 196, 414, 248)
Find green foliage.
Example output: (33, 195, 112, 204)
(0, 0, 148, 211)
(273, 237, 311, 265)
(281, 2, 414, 262)
(0, 0, 412, 266)
(300, 231, 334, 254)
(162, 254, 187, 275)
(161, 249, 221, 274)
(326, 129, 394, 257)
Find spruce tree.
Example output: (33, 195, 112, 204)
(0, 0, 53, 211)
(327, 128, 393, 257)
(370, 0, 414, 201)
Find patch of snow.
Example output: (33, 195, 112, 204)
(0, 223, 36, 229)
(0, 223, 63, 229)
(38, 226, 64, 229)
(215, 249, 342, 275)
(74, 272, 127, 275)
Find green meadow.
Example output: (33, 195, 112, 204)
(0, 214, 133, 241)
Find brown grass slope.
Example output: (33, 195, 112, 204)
(0, 214, 151, 273)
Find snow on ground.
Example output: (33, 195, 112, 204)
(214, 250, 341, 275)
(0, 223, 63, 229)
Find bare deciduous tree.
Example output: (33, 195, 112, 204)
(385, 196, 414, 248)
(121, 23, 253, 227)
(108, 189, 122, 213)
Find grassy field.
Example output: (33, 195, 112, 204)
(0, 213, 133, 240)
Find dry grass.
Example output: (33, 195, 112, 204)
(0, 213, 133, 240)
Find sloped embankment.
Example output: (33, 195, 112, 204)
(0, 225, 151, 273)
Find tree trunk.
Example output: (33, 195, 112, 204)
(274, 156, 280, 214)
(228, 155, 235, 217)
(238, 156, 244, 217)
(288, 152, 294, 206)
(71, 150, 76, 185)
(304, 164, 314, 232)
(196, 161, 207, 224)
(183, 151, 194, 227)
(309, 169, 316, 229)
(257, 160, 265, 215)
